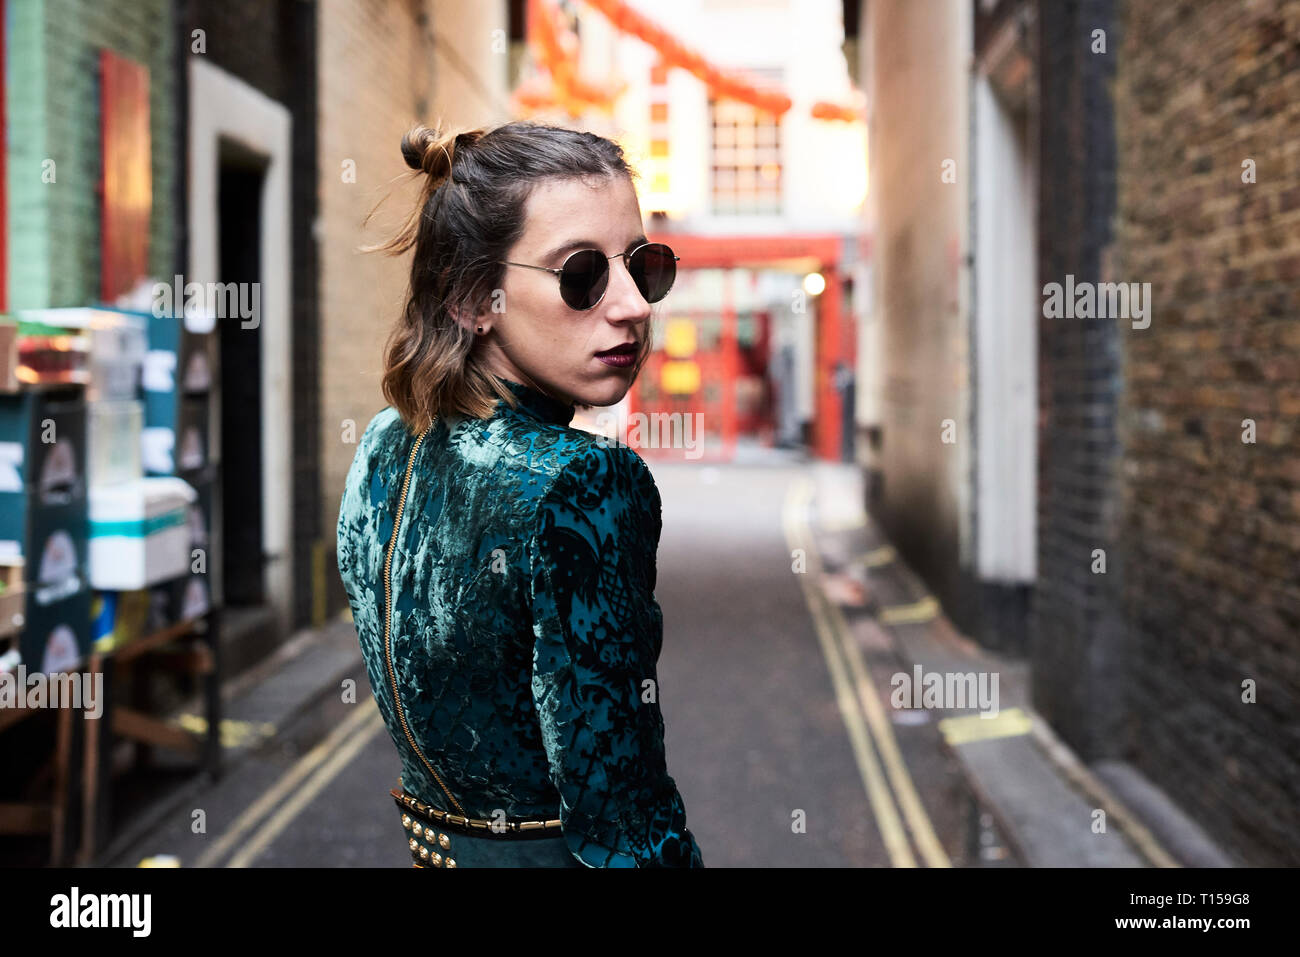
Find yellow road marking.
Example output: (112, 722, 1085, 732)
(796, 496, 951, 868)
(227, 707, 386, 867)
(174, 714, 277, 749)
(786, 477, 954, 867)
(938, 707, 1034, 746)
(787, 478, 950, 868)
(784, 482, 913, 866)
(880, 596, 940, 625)
(192, 700, 379, 868)
(857, 545, 896, 568)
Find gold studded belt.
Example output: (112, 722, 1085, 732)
(393, 787, 563, 867)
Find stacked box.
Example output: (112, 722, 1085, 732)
(88, 476, 197, 590)
(136, 311, 216, 477)
(0, 385, 93, 673)
(147, 568, 210, 630)
(14, 308, 146, 399)
(132, 308, 216, 625)
(24, 584, 92, 674)
(151, 459, 213, 627)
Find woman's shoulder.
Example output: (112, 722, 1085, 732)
(536, 436, 661, 531)
(358, 405, 406, 450)
(547, 436, 655, 491)
(490, 413, 654, 491)
(338, 407, 411, 519)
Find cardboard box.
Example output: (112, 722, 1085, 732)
(15, 308, 144, 397)
(175, 395, 208, 473)
(19, 579, 92, 675)
(179, 334, 213, 395)
(145, 569, 210, 633)
(0, 385, 88, 507)
(179, 467, 212, 556)
(21, 498, 89, 599)
(88, 476, 197, 590)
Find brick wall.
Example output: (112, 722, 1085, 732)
(1031, 0, 1129, 763)
(1112, 0, 1300, 865)
(6, 0, 176, 309)
(317, 0, 510, 617)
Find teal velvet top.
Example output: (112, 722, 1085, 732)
(336, 377, 703, 867)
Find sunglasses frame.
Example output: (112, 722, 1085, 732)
(496, 242, 680, 311)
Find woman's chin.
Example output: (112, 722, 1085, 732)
(575, 381, 631, 410)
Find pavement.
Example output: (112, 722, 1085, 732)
(805, 459, 1237, 868)
(86, 452, 1236, 868)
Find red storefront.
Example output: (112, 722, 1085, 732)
(633, 232, 856, 463)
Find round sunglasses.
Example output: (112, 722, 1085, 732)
(497, 242, 679, 311)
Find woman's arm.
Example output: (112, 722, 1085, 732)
(528, 442, 704, 868)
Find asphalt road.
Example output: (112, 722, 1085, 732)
(98, 454, 996, 868)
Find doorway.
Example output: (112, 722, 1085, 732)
(217, 144, 266, 607)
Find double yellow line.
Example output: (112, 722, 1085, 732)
(188, 699, 385, 868)
(782, 477, 949, 868)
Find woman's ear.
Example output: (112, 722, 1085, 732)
(450, 300, 489, 335)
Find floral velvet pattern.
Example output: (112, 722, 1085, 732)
(336, 377, 703, 867)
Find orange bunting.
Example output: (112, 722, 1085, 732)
(524, 0, 623, 116)
(520, 0, 860, 122)
(579, 0, 795, 117)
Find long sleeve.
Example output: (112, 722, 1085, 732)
(527, 442, 704, 868)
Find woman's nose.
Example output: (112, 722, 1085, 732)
(604, 257, 653, 321)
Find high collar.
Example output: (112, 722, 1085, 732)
(495, 378, 576, 427)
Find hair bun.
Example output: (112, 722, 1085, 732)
(400, 123, 483, 185)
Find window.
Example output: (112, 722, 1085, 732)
(709, 67, 783, 215)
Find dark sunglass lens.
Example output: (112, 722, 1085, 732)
(631, 244, 677, 303)
(559, 250, 608, 310)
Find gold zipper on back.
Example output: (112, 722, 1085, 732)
(382, 425, 467, 817)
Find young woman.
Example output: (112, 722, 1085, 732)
(336, 120, 704, 868)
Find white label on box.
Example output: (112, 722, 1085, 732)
(42, 625, 81, 674)
(0, 442, 24, 492)
(143, 350, 177, 392)
(0, 540, 21, 562)
(38, 530, 78, 585)
(141, 428, 175, 474)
